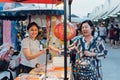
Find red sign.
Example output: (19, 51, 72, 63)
(0, 0, 62, 4)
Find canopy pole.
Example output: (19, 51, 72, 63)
(44, 15, 52, 80)
(28, 15, 31, 23)
(64, 0, 68, 80)
(68, 2, 71, 22)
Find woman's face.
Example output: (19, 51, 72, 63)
(27, 25, 38, 39)
(81, 22, 92, 37)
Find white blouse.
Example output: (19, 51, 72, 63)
(20, 37, 46, 68)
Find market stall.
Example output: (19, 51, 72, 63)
(0, 0, 73, 80)
(14, 56, 71, 80)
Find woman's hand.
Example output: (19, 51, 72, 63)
(48, 45, 59, 52)
(42, 48, 46, 53)
(84, 50, 96, 57)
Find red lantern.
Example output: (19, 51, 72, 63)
(54, 22, 76, 41)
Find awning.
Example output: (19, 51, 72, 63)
(0, 5, 64, 20)
(0, 0, 63, 4)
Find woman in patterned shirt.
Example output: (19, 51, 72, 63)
(49, 20, 107, 80)
(70, 20, 107, 59)
(68, 20, 107, 80)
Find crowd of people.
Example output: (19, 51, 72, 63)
(108, 24, 120, 48)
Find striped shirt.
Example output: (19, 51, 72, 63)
(69, 36, 107, 60)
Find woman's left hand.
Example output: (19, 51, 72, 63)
(84, 51, 96, 57)
(42, 48, 47, 53)
(48, 45, 59, 52)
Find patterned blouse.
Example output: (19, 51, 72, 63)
(69, 36, 107, 60)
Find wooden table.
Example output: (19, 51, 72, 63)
(30, 66, 71, 79)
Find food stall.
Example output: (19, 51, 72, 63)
(15, 56, 71, 80)
(0, 0, 74, 80)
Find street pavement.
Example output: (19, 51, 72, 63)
(102, 43, 120, 80)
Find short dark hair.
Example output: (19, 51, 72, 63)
(27, 22, 39, 30)
(80, 20, 94, 28)
(80, 20, 95, 36)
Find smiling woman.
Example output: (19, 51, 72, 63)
(17, 22, 47, 75)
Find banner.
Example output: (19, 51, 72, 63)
(3, 3, 12, 45)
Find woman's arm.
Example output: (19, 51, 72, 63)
(83, 37, 107, 58)
(84, 51, 96, 57)
(48, 39, 80, 56)
(94, 38, 107, 58)
(23, 48, 46, 60)
(48, 45, 60, 52)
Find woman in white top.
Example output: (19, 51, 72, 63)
(98, 23, 107, 42)
(18, 22, 46, 74)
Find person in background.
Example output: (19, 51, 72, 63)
(0, 46, 14, 80)
(113, 24, 120, 48)
(108, 24, 115, 48)
(98, 23, 107, 43)
(0, 46, 14, 61)
(18, 22, 46, 75)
